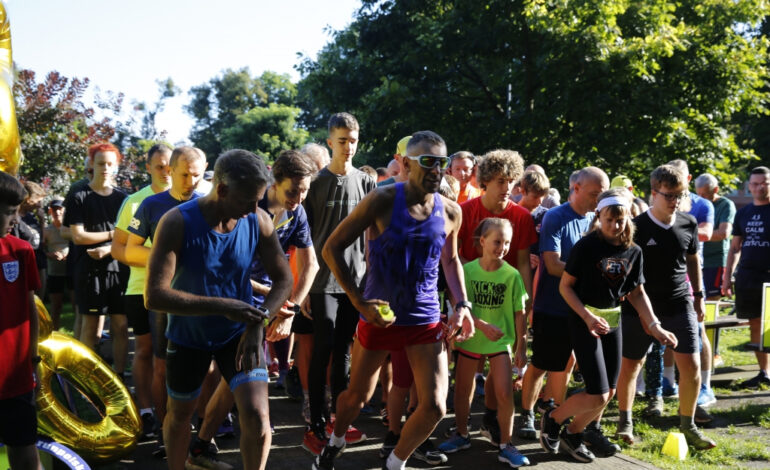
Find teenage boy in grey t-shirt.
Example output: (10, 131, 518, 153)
(302, 113, 376, 452)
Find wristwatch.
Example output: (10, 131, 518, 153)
(255, 306, 271, 324)
(692, 290, 704, 299)
(292, 303, 302, 316)
(455, 300, 472, 311)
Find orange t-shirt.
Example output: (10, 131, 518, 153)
(458, 197, 538, 268)
(457, 184, 482, 204)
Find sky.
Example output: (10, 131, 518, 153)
(6, 0, 362, 144)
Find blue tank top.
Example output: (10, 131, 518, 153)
(166, 200, 260, 350)
(363, 183, 446, 326)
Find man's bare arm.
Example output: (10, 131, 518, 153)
(697, 221, 713, 242)
(70, 223, 113, 246)
(124, 232, 152, 267)
(144, 209, 263, 323)
(542, 251, 565, 277)
(440, 198, 474, 341)
(292, 246, 319, 305)
(722, 235, 742, 296)
(710, 221, 732, 242)
(255, 209, 293, 320)
(111, 228, 145, 267)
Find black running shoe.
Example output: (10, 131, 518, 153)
(539, 408, 562, 454)
(559, 428, 595, 463)
(379, 431, 399, 459)
(413, 438, 448, 465)
(583, 423, 620, 457)
(312, 442, 346, 470)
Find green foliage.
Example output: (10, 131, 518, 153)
(297, 0, 770, 191)
(185, 69, 303, 163)
(221, 103, 309, 158)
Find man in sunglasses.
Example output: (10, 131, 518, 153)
(315, 131, 475, 470)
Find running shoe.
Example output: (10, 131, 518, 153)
(694, 405, 714, 425)
(535, 397, 555, 415)
(572, 369, 584, 384)
(583, 423, 620, 457)
(643, 395, 664, 418)
(302, 397, 312, 424)
(438, 432, 471, 454)
(559, 428, 595, 463)
(697, 384, 717, 407)
(680, 426, 717, 450)
(614, 420, 635, 445)
(539, 408, 562, 454)
(662, 377, 679, 397)
(140, 412, 158, 441)
(284, 366, 303, 401)
(326, 420, 367, 445)
(312, 442, 346, 470)
(736, 371, 770, 389)
(379, 430, 399, 459)
(516, 412, 537, 440)
(185, 442, 233, 470)
(380, 405, 389, 427)
(302, 425, 328, 456)
(498, 443, 530, 468)
(268, 360, 279, 379)
(215, 413, 235, 439)
(713, 354, 724, 367)
(442, 420, 473, 438)
(413, 438, 447, 465)
(480, 411, 501, 447)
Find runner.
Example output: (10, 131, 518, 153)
(440, 217, 530, 468)
(518, 167, 609, 442)
(615, 164, 717, 450)
(314, 131, 474, 470)
(111, 143, 172, 440)
(145, 149, 293, 470)
(722, 166, 770, 388)
(302, 113, 375, 453)
(540, 188, 677, 462)
(448, 151, 480, 204)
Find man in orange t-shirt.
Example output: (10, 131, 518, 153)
(449, 151, 482, 203)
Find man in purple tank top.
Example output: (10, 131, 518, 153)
(315, 131, 475, 470)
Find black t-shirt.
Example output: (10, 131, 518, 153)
(67, 185, 127, 272)
(630, 211, 698, 301)
(63, 178, 91, 269)
(733, 203, 770, 289)
(564, 231, 644, 309)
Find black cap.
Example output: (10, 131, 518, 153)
(49, 199, 64, 209)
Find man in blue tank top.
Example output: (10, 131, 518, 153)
(145, 149, 293, 470)
(314, 131, 475, 470)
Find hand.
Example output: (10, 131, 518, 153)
(650, 324, 678, 349)
(585, 313, 610, 337)
(277, 302, 297, 321)
(266, 317, 292, 342)
(694, 297, 706, 322)
(514, 345, 527, 370)
(301, 297, 313, 320)
(449, 306, 475, 342)
(355, 298, 396, 328)
(512, 376, 524, 391)
(480, 321, 504, 342)
(235, 326, 262, 371)
(529, 253, 539, 270)
(86, 245, 111, 260)
(222, 299, 268, 325)
(54, 250, 66, 261)
(721, 278, 733, 297)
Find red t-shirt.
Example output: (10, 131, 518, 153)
(0, 235, 41, 399)
(458, 197, 538, 268)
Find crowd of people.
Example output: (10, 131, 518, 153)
(1, 111, 769, 470)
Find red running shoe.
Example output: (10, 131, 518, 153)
(326, 419, 367, 445)
(302, 425, 328, 455)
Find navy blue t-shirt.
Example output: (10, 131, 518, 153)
(733, 203, 770, 290)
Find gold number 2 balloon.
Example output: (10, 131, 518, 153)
(0, 1, 22, 176)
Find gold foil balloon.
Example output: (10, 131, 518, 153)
(36, 295, 53, 340)
(0, 1, 21, 175)
(35, 326, 141, 462)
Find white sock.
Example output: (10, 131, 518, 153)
(329, 431, 346, 448)
(701, 369, 711, 389)
(386, 451, 406, 470)
(140, 408, 152, 416)
(663, 366, 676, 384)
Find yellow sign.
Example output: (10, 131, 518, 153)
(704, 301, 718, 348)
(763, 283, 770, 349)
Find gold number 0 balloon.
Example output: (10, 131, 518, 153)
(35, 298, 142, 462)
(0, 1, 22, 176)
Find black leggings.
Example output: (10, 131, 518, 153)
(568, 312, 621, 395)
(308, 293, 359, 426)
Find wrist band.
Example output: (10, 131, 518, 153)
(648, 320, 661, 330)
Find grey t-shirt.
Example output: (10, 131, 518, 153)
(304, 167, 376, 294)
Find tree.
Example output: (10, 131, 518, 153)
(297, 0, 770, 191)
(186, 69, 304, 162)
(14, 69, 121, 195)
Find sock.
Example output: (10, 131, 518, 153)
(679, 414, 695, 430)
(140, 408, 153, 416)
(522, 408, 534, 418)
(586, 420, 600, 432)
(499, 443, 507, 450)
(386, 451, 406, 470)
(329, 431, 346, 448)
(701, 369, 711, 389)
(618, 410, 632, 425)
(484, 407, 497, 420)
(303, 390, 309, 400)
(663, 366, 675, 384)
